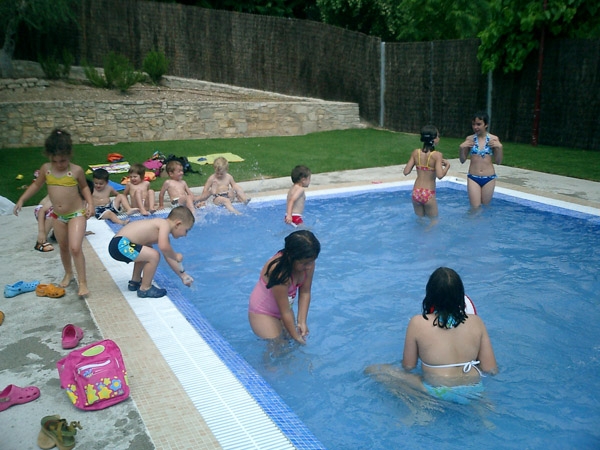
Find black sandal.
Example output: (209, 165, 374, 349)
(34, 242, 54, 252)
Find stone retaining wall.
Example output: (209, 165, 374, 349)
(0, 74, 361, 149)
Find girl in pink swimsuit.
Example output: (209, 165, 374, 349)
(248, 230, 321, 345)
(403, 125, 450, 219)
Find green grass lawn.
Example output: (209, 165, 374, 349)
(2, 128, 599, 206)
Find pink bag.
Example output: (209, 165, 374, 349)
(143, 159, 163, 176)
(56, 339, 130, 410)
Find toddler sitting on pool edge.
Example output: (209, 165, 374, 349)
(195, 157, 250, 214)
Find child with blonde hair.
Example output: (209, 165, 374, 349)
(14, 129, 93, 297)
(195, 157, 249, 214)
(158, 160, 197, 214)
(123, 163, 156, 216)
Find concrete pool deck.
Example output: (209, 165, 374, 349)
(1, 160, 599, 450)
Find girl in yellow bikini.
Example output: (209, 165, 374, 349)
(14, 129, 94, 297)
(403, 125, 450, 219)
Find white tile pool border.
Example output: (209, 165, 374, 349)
(86, 218, 299, 450)
(86, 179, 600, 450)
(251, 177, 600, 217)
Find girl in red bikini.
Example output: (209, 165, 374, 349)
(403, 125, 450, 219)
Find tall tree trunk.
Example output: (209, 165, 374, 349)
(0, 18, 18, 78)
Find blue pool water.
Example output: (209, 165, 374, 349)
(156, 182, 600, 449)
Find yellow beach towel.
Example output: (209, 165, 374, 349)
(189, 153, 245, 165)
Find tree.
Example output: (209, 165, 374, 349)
(0, 0, 78, 78)
(477, 0, 600, 73)
(152, 0, 318, 19)
(315, 0, 488, 42)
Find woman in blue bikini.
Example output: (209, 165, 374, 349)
(366, 267, 497, 405)
(459, 111, 503, 208)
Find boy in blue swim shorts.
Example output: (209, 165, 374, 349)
(108, 206, 195, 298)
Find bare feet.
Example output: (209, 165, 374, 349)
(59, 273, 74, 288)
(78, 282, 90, 298)
(126, 208, 139, 215)
(117, 218, 131, 226)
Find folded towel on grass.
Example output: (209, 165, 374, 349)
(189, 153, 244, 165)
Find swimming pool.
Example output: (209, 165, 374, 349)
(111, 181, 600, 449)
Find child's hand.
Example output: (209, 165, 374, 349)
(297, 322, 309, 338)
(181, 273, 194, 286)
(284, 214, 292, 224)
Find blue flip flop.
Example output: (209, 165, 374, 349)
(4, 281, 40, 298)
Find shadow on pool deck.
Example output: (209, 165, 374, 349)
(1, 161, 599, 450)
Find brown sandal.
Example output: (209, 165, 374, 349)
(37, 416, 82, 450)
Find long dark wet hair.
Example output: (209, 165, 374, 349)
(266, 230, 321, 289)
(421, 267, 468, 329)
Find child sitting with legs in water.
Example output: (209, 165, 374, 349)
(195, 157, 250, 215)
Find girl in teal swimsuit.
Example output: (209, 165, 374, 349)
(13, 129, 94, 297)
(459, 111, 504, 209)
(403, 125, 450, 219)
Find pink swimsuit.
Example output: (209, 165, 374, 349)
(248, 271, 305, 319)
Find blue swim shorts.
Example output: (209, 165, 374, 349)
(108, 236, 142, 263)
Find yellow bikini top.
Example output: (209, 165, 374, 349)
(416, 149, 435, 172)
(46, 166, 77, 187)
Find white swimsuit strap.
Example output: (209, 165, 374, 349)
(422, 360, 484, 376)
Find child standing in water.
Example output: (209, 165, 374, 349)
(14, 129, 93, 297)
(248, 230, 320, 345)
(285, 165, 311, 226)
(403, 125, 450, 218)
(459, 111, 503, 208)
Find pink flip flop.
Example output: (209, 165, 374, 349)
(0, 384, 41, 412)
(61, 324, 84, 349)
